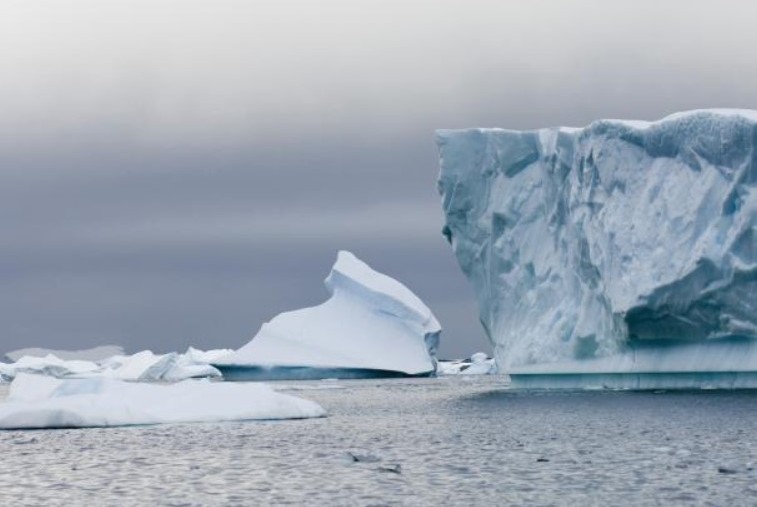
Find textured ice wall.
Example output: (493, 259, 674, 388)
(437, 110, 756, 370)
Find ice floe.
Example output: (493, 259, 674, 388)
(0, 373, 325, 429)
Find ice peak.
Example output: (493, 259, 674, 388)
(214, 250, 441, 378)
(326, 250, 440, 332)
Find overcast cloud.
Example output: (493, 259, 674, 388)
(2, 0, 757, 357)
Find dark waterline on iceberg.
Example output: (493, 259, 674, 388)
(216, 365, 435, 381)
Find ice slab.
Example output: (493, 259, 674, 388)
(0, 374, 325, 429)
(104, 350, 179, 381)
(437, 352, 496, 375)
(215, 250, 440, 380)
(104, 350, 223, 382)
(0, 348, 227, 383)
(182, 347, 234, 364)
(3, 355, 101, 380)
(437, 109, 757, 386)
(462, 353, 497, 375)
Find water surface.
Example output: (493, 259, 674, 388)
(0, 377, 755, 506)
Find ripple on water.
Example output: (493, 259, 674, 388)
(0, 378, 756, 505)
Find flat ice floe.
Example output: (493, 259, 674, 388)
(215, 251, 441, 380)
(0, 374, 325, 429)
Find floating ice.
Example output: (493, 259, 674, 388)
(437, 110, 757, 387)
(1, 355, 101, 380)
(182, 347, 234, 364)
(437, 352, 496, 375)
(215, 250, 440, 380)
(462, 353, 497, 375)
(4, 345, 125, 363)
(0, 348, 228, 383)
(104, 350, 223, 382)
(0, 373, 325, 429)
(0, 363, 14, 383)
(103, 350, 179, 381)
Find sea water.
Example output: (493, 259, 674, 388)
(0, 377, 755, 506)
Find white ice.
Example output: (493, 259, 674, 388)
(1, 355, 101, 380)
(0, 348, 230, 383)
(437, 352, 496, 375)
(215, 250, 440, 377)
(0, 373, 325, 429)
(4, 345, 125, 363)
(437, 109, 757, 380)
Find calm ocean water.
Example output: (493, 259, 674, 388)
(0, 377, 755, 506)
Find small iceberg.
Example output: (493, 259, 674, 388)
(462, 353, 497, 375)
(214, 250, 441, 380)
(4, 345, 125, 363)
(0, 348, 232, 383)
(437, 352, 496, 375)
(0, 373, 326, 429)
(1, 355, 101, 380)
(102, 349, 227, 382)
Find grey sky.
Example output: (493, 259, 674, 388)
(2, 0, 757, 358)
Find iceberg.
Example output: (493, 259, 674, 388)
(0, 373, 325, 429)
(437, 352, 496, 375)
(460, 353, 497, 375)
(0, 363, 14, 383)
(103, 350, 222, 381)
(0, 348, 227, 383)
(214, 250, 440, 380)
(4, 345, 125, 363)
(437, 109, 757, 388)
(1, 355, 101, 380)
(103, 350, 180, 381)
(182, 346, 234, 364)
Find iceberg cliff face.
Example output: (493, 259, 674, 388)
(437, 110, 756, 376)
(215, 251, 440, 379)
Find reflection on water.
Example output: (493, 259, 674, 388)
(0, 378, 756, 506)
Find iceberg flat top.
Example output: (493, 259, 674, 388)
(216, 250, 440, 376)
(436, 108, 757, 138)
(0, 374, 325, 429)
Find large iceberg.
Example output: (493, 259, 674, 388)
(437, 109, 757, 388)
(214, 251, 440, 380)
(0, 373, 325, 429)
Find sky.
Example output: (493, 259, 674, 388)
(2, 0, 757, 358)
